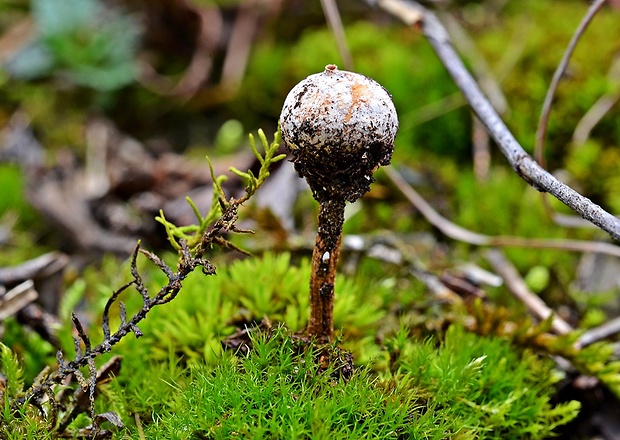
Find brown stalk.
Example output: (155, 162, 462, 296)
(307, 198, 346, 341)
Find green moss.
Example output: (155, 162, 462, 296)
(387, 325, 581, 439)
(0, 247, 588, 438)
(0, 343, 55, 440)
(104, 322, 581, 438)
(111, 252, 387, 368)
(133, 329, 449, 439)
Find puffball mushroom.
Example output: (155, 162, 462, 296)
(279, 65, 398, 341)
(280, 64, 398, 203)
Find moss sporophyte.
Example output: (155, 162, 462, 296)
(280, 64, 398, 341)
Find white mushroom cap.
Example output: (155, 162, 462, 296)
(280, 64, 398, 202)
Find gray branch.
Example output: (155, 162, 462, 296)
(372, 0, 620, 241)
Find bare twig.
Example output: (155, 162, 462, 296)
(0, 280, 37, 320)
(385, 166, 620, 257)
(577, 316, 620, 348)
(485, 249, 572, 335)
(373, 1, 620, 242)
(533, 0, 609, 226)
(21, 128, 281, 408)
(320, 0, 354, 70)
(18, 162, 267, 425)
(0, 252, 68, 284)
(221, 3, 259, 90)
(535, 0, 608, 166)
(572, 53, 620, 146)
(438, 10, 507, 113)
(14, 190, 245, 418)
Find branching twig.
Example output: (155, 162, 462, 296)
(534, 0, 609, 226)
(372, 0, 620, 242)
(535, 0, 608, 167)
(16, 206, 237, 419)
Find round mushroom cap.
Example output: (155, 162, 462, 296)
(280, 64, 398, 202)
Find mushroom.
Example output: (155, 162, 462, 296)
(280, 64, 398, 341)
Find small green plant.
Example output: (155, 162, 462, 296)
(112, 252, 388, 370)
(0, 343, 52, 439)
(5, 0, 140, 91)
(156, 128, 285, 253)
(0, 129, 285, 437)
(99, 313, 582, 438)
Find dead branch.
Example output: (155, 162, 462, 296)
(320, 0, 354, 71)
(372, 0, 620, 242)
(0, 252, 67, 285)
(578, 316, 620, 348)
(573, 53, 620, 146)
(14, 150, 266, 418)
(485, 248, 572, 335)
(535, 0, 608, 166)
(15, 239, 207, 414)
(533, 0, 610, 227)
(385, 166, 620, 257)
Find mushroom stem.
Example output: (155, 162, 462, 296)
(308, 197, 346, 341)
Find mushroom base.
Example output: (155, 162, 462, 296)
(289, 139, 393, 204)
